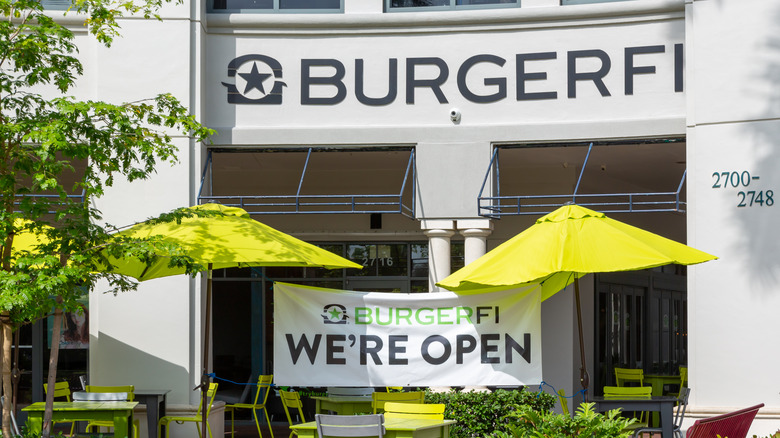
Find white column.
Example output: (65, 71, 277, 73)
(457, 220, 493, 392)
(457, 219, 493, 265)
(421, 220, 455, 292)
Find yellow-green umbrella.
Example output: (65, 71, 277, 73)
(105, 203, 362, 280)
(437, 204, 717, 398)
(103, 203, 361, 438)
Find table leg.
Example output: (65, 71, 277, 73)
(145, 396, 161, 438)
(112, 410, 132, 438)
(27, 414, 43, 435)
(659, 403, 673, 438)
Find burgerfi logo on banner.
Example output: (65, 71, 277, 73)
(273, 282, 543, 387)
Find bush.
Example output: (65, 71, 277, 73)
(424, 387, 556, 438)
(489, 402, 636, 438)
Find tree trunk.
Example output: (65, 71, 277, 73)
(42, 303, 64, 438)
(1, 316, 11, 438)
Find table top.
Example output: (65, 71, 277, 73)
(312, 395, 373, 402)
(23, 401, 139, 412)
(292, 417, 456, 431)
(135, 389, 171, 396)
(590, 395, 678, 409)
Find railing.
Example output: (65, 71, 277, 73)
(478, 142, 686, 218)
(197, 148, 416, 217)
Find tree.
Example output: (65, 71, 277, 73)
(0, 0, 213, 435)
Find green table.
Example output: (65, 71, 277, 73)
(23, 401, 138, 438)
(292, 417, 456, 438)
(644, 374, 685, 396)
(312, 396, 374, 415)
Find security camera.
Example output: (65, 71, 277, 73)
(450, 108, 461, 123)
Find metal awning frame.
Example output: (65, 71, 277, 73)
(478, 142, 687, 218)
(197, 148, 416, 217)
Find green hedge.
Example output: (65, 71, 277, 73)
(424, 387, 556, 438)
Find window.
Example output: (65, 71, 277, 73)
(561, 0, 634, 5)
(40, 0, 72, 9)
(387, 0, 518, 12)
(210, 0, 341, 12)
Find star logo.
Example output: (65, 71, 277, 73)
(322, 304, 348, 324)
(239, 63, 272, 95)
(222, 54, 287, 104)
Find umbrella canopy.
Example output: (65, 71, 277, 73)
(103, 203, 361, 438)
(105, 203, 362, 280)
(438, 204, 717, 298)
(437, 204, 717, 399)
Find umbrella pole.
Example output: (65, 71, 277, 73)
(201, 264, 213, 438)
(574, 278, 590, 401)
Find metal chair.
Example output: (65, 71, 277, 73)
(84, 385, 140, 438)
(225, 375, 274, 438)
(315, 414, 384, 438)
(371, 391, 424, 414)
(603, 385, 652, 431)
(42, 381, 76, 436)
(383, 402, 444, 420)
(615, 367, 645, 387)
(557, 389, 570, 417)
(158, 382, 219, 438)
(685, 403, 764, 438)
(280, 390, 306, 438)
(632, 387, 690, 438)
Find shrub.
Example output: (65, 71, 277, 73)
(490, 402, 636, 438)
(424, 387, 556, 438)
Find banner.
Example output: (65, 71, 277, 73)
(273, 282, 542, 387)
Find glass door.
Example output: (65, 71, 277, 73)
(345, 278, 410, 293)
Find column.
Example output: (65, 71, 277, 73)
(421, 220, 455, 292)
(457, 220, 492, 392)
(457, 219, 493, 265)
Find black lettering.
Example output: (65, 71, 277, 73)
(456, 334, 477, 364)
(481, 334, 500, 364)
(506, 333, 532, 364)
(326, 334, 346, 365)
(516, 52, 558, 100)
(624, 45, 665, 95)
(421, 335, 451, 365)
(285, 334, 321, 365)
(457, 54, 507, 103)
(406, 57, 449, 104)
(356, 58, 398, 106)
(301, 59, 347, 105)
(360, 335, 383, 365)
(567, 49, 611, 98)
(388, 335, 408, 365)
(476, 306, 491, 324)
(674, 43, 684, 92)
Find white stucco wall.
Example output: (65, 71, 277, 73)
(686, 0, 780, 435)
(76, 0, 780, 436)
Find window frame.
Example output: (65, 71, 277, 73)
(385, 0, 520, 12)
(208, 0, 343, 14)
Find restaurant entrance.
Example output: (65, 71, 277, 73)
(593, 267, 688, 395)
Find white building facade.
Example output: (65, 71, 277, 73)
(62, 0, 780, 436)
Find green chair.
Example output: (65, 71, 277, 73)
(158, 383, 219, 438)
(615, 367, 645, 387)
(557, 389, 570, 417)
(225, 375, 274, 438)
(371, 391, 424, 414)
(84, 385, 140, 438)
(280, 390, 306, 438)
(42, 381, 76, 436)
(603, 385, 652, 431)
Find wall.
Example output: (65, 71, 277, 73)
(686, 0, 780, 434)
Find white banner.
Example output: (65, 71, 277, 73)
(273, 282, 542, 387)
